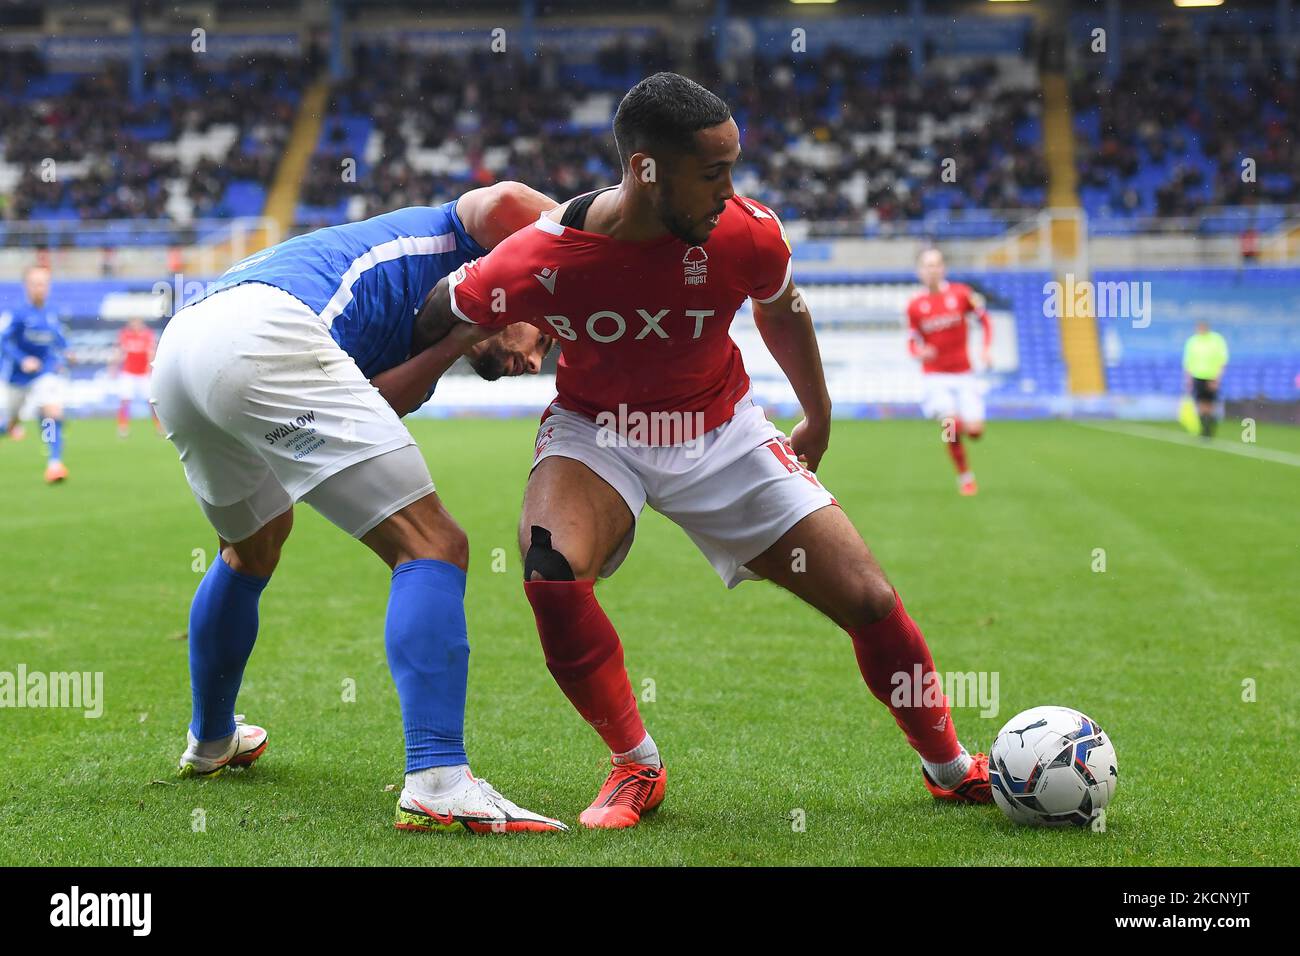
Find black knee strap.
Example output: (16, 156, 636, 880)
(524, 525, 575, 581)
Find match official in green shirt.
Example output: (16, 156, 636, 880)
(1183, 322, 1229, 438)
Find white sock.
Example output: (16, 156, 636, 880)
(406, 764, 471, 799)
(192, 732, 235, 759)
(923, 747, 972, 789)
(613, 733, 661, 768)
(958, 471, 974, 484)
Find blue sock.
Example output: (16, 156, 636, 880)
(47, 419, 63, 462)
(385, 559, 470, 773)
(188, 552, 268, 741)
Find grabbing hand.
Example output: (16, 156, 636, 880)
(789, 417, 830, 472)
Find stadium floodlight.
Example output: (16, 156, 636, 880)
(1173, 0, 1225, 7)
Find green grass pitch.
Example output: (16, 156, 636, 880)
(2, 416, 1297, 866)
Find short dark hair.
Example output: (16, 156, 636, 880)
(613, 72, 731, 169)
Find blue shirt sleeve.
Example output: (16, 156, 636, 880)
(445, 200, 489, 259)
(1, 313, 24, 365)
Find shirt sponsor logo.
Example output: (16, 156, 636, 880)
(542, 308, 717, 344)
(265, 410, 317, 446)
(918, 313, 964, 334)
(683, 247, 708, 287)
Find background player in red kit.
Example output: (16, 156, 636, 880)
(387, 73, 993, 828)
(906, 247, 992, 496)
(114, 316, 158, 437)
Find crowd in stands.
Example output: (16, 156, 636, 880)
(1072, 21, 1300, 220)
(298, 37, 1045, 229)
(4, 20, 1297, 232)
(0, 48, 299, 222)
(721, 44, 1047, 224)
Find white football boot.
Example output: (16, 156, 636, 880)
(395, 768, 568, 834)
(178, 715, 268, 777)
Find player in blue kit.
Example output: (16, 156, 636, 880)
(151, 182, 564, 833)
(2, 265, 70, 483)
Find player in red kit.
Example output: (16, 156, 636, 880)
(906, 247, 992, 496)
(114, 317, 158, 438)
(380, 73, 992, 828)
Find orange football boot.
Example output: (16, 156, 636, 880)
(44, 461, 68, 483)
(923, 751, 992, 804)
(579, 759, 666, 829)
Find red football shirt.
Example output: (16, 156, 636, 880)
(905, 282, 990, 374)
(119, 326, 156, 376)
(447, 193, 792, 437)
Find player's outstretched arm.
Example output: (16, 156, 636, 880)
(1, 316, 25, 365)
(372, 278, 492, 416)
(456, 181, 557, 250)
(972, 292, 993, 368)
(752, 282, 833, 471)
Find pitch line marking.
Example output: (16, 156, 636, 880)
(1077, 421, 1300, 468)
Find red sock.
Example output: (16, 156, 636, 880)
(524, 579, 645, 753)
(117, 402, 129, 430)
(944, 429, 967, 474)
(846, 590, 960, 763)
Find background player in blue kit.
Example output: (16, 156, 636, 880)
(151, 181, 564, 833)
(2, 265, 70, 483)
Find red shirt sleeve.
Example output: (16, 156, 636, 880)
(960, 284, 992, 348)
(446, 226, 546, 331)
(906, 300, 924, 356)
(739, 197, 793, 304)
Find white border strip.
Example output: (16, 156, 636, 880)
(1077, 421, 1300, 468)
(318, 232, 458, 327)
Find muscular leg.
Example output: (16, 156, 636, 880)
(298, 448, 474, 776)
(934, 410, 969, 479)
(4, 385, 25, 436)
(354, 492, 473, 775)
(745, 506, 970, 776)
(188, 506, 293, 744)
(40, 401, 65, 474)
(360, 491, 469, 571)
(519, 456, 632, 581)
(518, 457, 653, 760)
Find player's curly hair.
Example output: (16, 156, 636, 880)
(613, 72, 731, 170)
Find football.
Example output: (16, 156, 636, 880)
(989, 706, 1118, 827)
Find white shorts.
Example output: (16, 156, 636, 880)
(6, 372, 65, 418)
(150, 283, 432, 542)
(920, 372, 985, 424)
(533, 396, 838, 588)
(118, 371, 151, 404)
